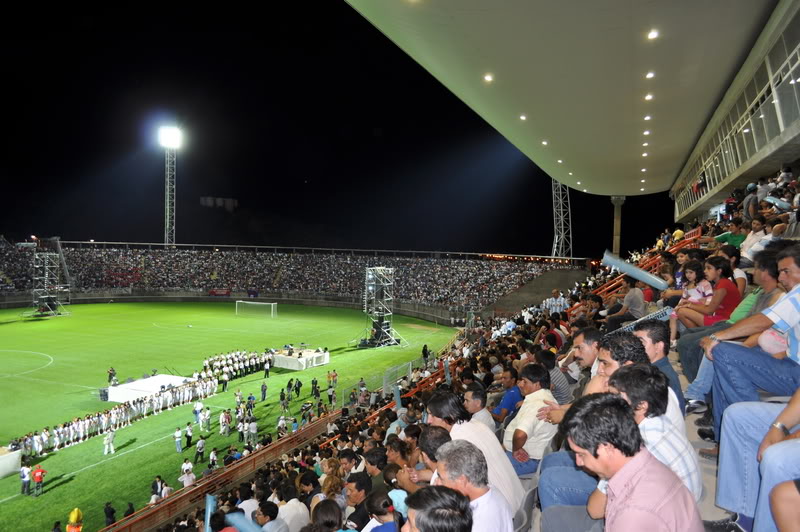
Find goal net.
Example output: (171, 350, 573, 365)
(235, 300, 277, 318)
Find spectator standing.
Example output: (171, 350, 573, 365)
(32, 464, 47, 497)
(19, 463, 31, 496)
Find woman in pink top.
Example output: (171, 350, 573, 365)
(675, 256, 742, 329)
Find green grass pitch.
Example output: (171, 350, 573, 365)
(0, 302, 455, 531)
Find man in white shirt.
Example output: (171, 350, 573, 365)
(426, 390, 524, 513)
(463, 384, 494, 432)
(173, 427, 182, 453)
(237, 483, 259, 523)
(436, 440, 514, 532)
(276, 482, 310, 532)
(255, 499, 289, 532)
(503, 364, 558, 476)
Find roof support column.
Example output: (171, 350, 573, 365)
(610, 195, 626, 256)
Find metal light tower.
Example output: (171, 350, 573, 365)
(159, 126, 183, 245)
(551, 178, 573, 258)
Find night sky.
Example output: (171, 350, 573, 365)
(0, 6, 675, 258)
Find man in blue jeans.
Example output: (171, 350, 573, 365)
(704, 389, 800, 532)
(701, 244, 800, 531)
(502, 364, 558, 476)
(701, 244, 800, 440)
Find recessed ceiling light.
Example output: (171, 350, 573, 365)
(641, 168, 647, 172)
(568, 172, 573, 176)
(640, 188, 645, 191)
(641, 179, 646, 183)
(520, 115, 527, 121)
(743, 128, 750, 133)
(642, 142, 649, 147)
(645, 94, 654, 101)
(483, 73, 493, 82)
(646, 71, 655, 79)
(647, 29, 659, 39)
(577, 181, 581, 185)
(642, 153, 648, 157)
(542, 140, 548, 146)
(557, 160, 563, 163)
(583, 189, 587, 192)
(644, 115, 652, 121)
(643, 130, 650, 135)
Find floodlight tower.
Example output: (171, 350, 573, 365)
(158, 126, 183, 245)
(551, 178, 573, 258)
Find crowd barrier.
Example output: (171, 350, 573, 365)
(568, 226, 702, 316)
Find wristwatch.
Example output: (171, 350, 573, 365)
(709, 334, 720, 342)
(771, 422, 791, 436)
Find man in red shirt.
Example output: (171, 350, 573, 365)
(32, 464, 47, 497)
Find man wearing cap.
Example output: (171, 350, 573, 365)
(742, 183, 759, 223)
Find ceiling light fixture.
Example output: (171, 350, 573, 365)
(642, 153, 648, 157)
(583, 189, 587, 192)
(640, 188, 645, 191)
(644, 115, 651, 121)
(641, 168, 647, 172)
(743, 128, 750, 133)
(542, 140, 548, 145)
(647, 29, 659, 39)
(577, 181, 581, 185)
(483, 73, 493, 82)
(520, 115, 527, 120)
(642, 142, 649, 147)
(645, 93, 653, 101)
(643, 130, 650, 135)
(646, 71, 655, 79)
(568, 172, 573, 176)
(641, 179, 646, 183)
(557, 160, 563, 163)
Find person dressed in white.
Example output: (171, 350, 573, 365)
(462, 384, 495, 432)
(426, 390, 524, 513)
(435, 439, 514, 532)
(103, 429, 115, 455)
(276, 482, 310, 532)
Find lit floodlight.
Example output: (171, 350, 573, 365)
(158, 126, 183, 149)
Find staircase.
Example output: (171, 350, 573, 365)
(485, 268, 588, 316)
(272, 266, 284, 289)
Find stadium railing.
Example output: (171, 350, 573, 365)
(567, 226, 702, 318)
(101, 331, 462, 531)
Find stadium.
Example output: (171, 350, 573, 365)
(2, 2, 800, 532)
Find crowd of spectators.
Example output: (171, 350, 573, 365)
(0, 242, 576, 310)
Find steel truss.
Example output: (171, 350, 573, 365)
(164, 147, 177, 245)
(25, 237, 71, 317)
(361, 267, 407, 347)
(551, 178, 573, 258)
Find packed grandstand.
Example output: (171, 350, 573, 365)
(0, 243, 576, 310)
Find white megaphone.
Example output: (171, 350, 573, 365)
(601, 250, 668, 291)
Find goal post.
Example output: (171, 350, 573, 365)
(235, 300, 277, 318)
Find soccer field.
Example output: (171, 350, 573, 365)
(0, 301, 455, 531)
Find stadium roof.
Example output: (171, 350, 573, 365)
(346, 0, 777, 197)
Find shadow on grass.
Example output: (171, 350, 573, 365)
(45, 473, 76, 492)
(115, 438, 137, 452)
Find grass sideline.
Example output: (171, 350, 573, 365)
(0, 302, 454, 531)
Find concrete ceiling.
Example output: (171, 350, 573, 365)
(346, 0, 777, 197)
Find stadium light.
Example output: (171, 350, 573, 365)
(158, 126, 183, 149)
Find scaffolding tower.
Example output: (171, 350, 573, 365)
(551, 178, 573, 258)
(360, 267, 407, 347)
(24, 237, 71, 317)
